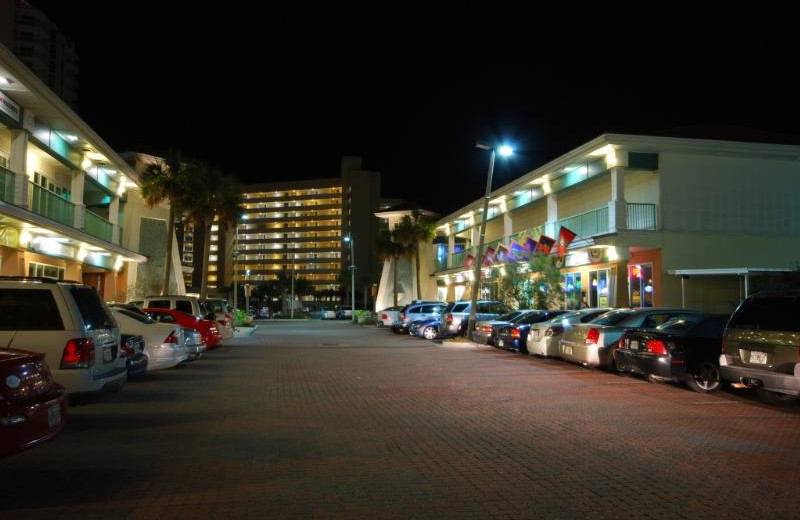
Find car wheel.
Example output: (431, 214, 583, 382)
(423, 326, 437, 340)
(685, 362, 721, 393)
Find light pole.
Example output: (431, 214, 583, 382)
(245, 269, 251, 316)
(467, 142, 513, 339)
(232, 223, 239, 311)
(290, 252, 295, 319)
(344, 235, 356, 322)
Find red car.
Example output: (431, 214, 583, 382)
(144, 308, 222, 350)
(1, 348, 68, 459)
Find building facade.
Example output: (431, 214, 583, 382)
(0, 0, 79, 109)
(417, 133, 800, 313)
(0, 43, 145, 300)
(229, 157, 382, 308)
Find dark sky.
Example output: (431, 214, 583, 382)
(30, 1, 797, 216)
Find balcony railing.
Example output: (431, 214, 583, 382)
(0, 166, 15, 203)
(84, 210, 113, 242)
(627, 203, 657, 230)
(28, 182, 75, 227)
(554, 206, 609, 239)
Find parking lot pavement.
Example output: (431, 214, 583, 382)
(3, 320, 799, 519)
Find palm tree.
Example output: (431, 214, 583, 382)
(409, 210, 437, 299)
(376, 227, 402, 306)
(139, 152, 189, 295)
(393, 211, 436, 300)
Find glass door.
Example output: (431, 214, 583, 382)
(589, 269, 609, 308)
(628, 263, 654, 307)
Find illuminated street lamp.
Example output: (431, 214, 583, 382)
(343, 235, 356, 322)
(467, 141, 513, 339)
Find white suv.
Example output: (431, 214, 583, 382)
(0, 277, 126, 397)
(129, 295, 210, 320)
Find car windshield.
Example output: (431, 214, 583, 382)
(590, 309, 634, 326)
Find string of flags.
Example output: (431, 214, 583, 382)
(463, 225, 578, 269)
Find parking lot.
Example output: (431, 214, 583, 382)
(3, 320, 800, 519)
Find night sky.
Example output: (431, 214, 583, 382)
(29, 2, 798, 217)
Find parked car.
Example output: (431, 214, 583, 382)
(440, 300, 513, 336)
(203, 298, 234, 341)
(377, 305, 404, 327)
(495, 310, 568, 353)
(110, 306, 191, 370)
(0, 348, 68, 459)
(527, 308, 611, 357)
(144, 308, 222, 350)
(393, 302, 447, 334)
(120, 334, 148, 378)
(615, 314, 728, 392)
(129, 295, 212, 321)
(473, 310, 536, 345)
(335, 305, 354, 320)
(0, 277, 126, 397)
(559, 308, 701, 370)
(720, 289, 800, 403)
(319, 308, 336, 320)
(408, 318, 441, 340)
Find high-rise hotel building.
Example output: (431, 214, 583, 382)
(229, 157, 382, 300)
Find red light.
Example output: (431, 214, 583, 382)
(646, 340, 668, 355)
(381, 313, 388, 320)
(61, 338, 95, 369)
(165, 331, 179, 345)
(511, 328, 520, 338)
(120, 341, 134, 359)
(446, 314, 453, 324)
(400, 314, 406, 321)
(586, 328, 600, 345)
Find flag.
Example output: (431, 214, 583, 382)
(495, 243, 509, 263)
(535, 235, 556, 255)
(463, 252, 475, 269)
(557, 226, 578, 257)
(524, 237, 538, 254)
(509, 240, 526, 261)
(482, 247, 496, 266)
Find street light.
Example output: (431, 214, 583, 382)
(467, 141, 513, 339)
(232, 222, 240, 311)
(343, 235, 356, 322)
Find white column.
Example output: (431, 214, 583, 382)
(71, 170, 85, 230)
(608, 166, 627, 232)
(9, 130, 28, 208)
(503, 212, 512, 241)
(545, 193, 558, 237)
(110, 195, 120, 244)
(447, 234, 455, 268)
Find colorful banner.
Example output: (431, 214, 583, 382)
(535, 235, 556, 255)
(557, 226, 578, 257)
(482, 247, 496, 267)
(495, 243, 509, 263)
(509, 240, 526, 261)
(464, 252, 475, 269)
(524, 237, 538, 254)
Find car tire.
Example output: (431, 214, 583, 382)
(685, 362, 721, 393)
(423, 326, 437, 340)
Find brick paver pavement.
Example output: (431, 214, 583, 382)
(2, 320, 799, 519)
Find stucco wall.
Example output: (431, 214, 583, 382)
(510, 199, 547, 235)
(556, 174, 611, 218)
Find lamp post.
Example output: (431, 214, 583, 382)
(466, 142, 513, 339)
(245, 269, 251, 316)
(344, 235, 356, 322)
(290, 252, 295, 319)
(232, 223, 239, 311)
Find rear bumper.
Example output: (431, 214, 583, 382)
(472, 331, 491, 345)
(614, 350, 681, 380)
(720, 356, 800, 396)
(55, 364, 127, 395)
(126, 353, 149, 378)
(0, 392, 67, 458)
(528, 336, 557, 357)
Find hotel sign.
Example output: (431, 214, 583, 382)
(0, 90, 21, 123)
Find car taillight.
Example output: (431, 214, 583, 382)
(165, 331, 180, 345)
(446, 314, 453, 324)
(120, 342, 134, 359)
(511, 328, 520, 338)
(646, 340, 668, 355)
(400, 314, 406, 321)
(478, 325, 492, 333)
(61, 338, 95, 369)
(546, 325, 564, 337)
(586, 328, 600, 345)
(381, 313, 388, 320)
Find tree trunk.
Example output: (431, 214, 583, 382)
(199, 218, 212, 299)
(162, 206, 175, 295)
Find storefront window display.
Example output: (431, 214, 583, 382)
(562, 272, 582, 310)
(629, 263, 654, 307)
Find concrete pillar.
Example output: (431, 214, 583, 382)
(608, 166, 627, 232)
(447, 234, 455, 268)
(545, 193, 558, 237)
(71, 170, 85, 229)
(110, 195, 120, 244)
(503, 212, 512, 241)
(9, 130, 28, 208)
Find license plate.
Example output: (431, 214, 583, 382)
(563, 346, 573, 356)
(533, 330, 540, 340)
(48, 405, 61, 427)
(497, 339, 504, 347)
(629, 340, 639, 350)
(103, 347, 113, 363)
(749, 351, 768, 364)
